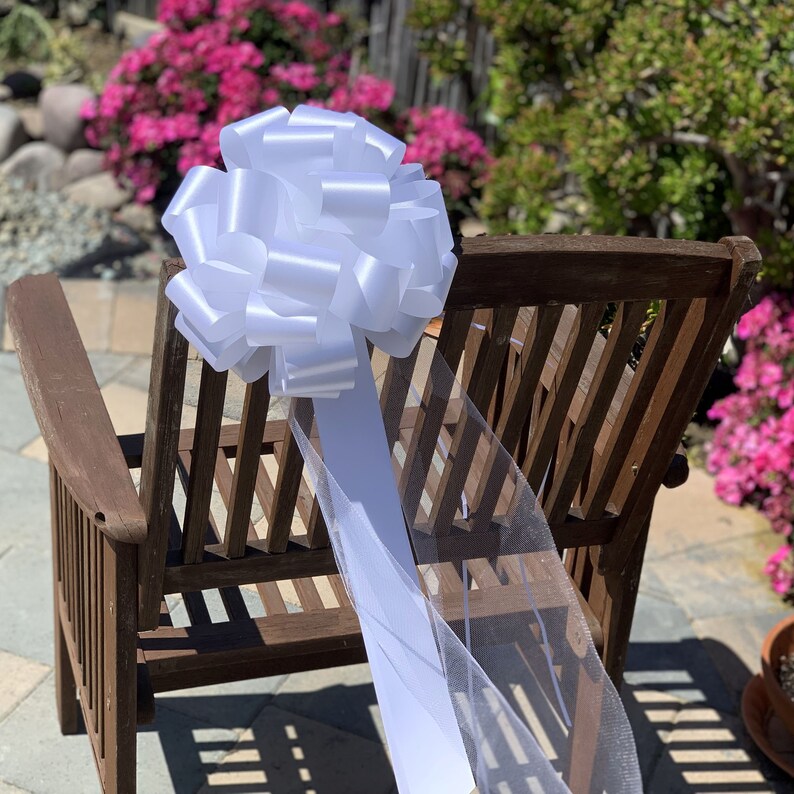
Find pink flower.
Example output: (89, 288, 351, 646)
(278, 1, 323, 31)
(709, 293, 794, 596)
(158, 0, 213, 28)
(401, 105, 491, 203)
(271, 63, 320, 92)
(326, 74, 395, 114)
(764, 545, 794, 595)
(737, 297, 778, 340)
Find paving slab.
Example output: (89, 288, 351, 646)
(158, 673, 287, 731)
(648, 532, 784, 622)
(0, 650, 50, 722)
(646, 704, 789, 793)
(110, 281, 158, 355)
(198, 706, 395, 794)
(622, 686, 684, 784)
(98, 381, 151, 436)
(0, 780, 32, 793)
(0, 368, 42, 453)
(693, 609, 792, 712)
(0, 448, 50, 548)
(61, 280, 117, 353)
(114, 354, 152, 392)
(273, 663, 385, 746)
(0, 675, 239, 794)
(0, 352, 19, 373)
(0, 544, 53, 665)
(626, 592, 734, 712)
(0, 675, 99, 794)
(648, 468, 769, 561)
(86, 352, 137, 387)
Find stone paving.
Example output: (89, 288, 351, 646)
(0, 279, 793, 792)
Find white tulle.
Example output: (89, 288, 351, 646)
(164, 107, 642, 793)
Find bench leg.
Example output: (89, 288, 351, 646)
(589, 511, 653, 687)
(53, 603, 79, 735)
(51, 464, 79, 735)
(103, 539, 138, 794)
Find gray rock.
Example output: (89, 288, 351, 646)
(112, 10, 164, 42)
(2, 70, 42, 99)
(63, 0, 91, 27)
(0, 105, 28, 162)
(0, 85, 12, 101)
(0, 141, 66, 191)
(115, 200, 157, 234)
(62, 171, 132, 210)
(39, 83, 95, 153)
(18, 106, 43, 140)
(63, 147, 104, 184)
(0, 173, 122, 285)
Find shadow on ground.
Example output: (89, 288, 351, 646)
(147, 680, 393, 794)
(624, 637, 790, 793)
(113, 636, 794, 794)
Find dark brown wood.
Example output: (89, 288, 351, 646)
(663, 444, 689, 489)
(225, 377, 270, 558)
(522, 302, 605, 493)
(147, 646, 368, 693)
(470, 305, 564, 526)
(13, 236, 761, 794)
(579, 300, 691, 520)
(430, 308, 519, 534)
(51, 464, 79, 736)
(7, 274, 146, 544)
(141, 607, 364, 677)
(136, 648, 156, 725)
(565, 658, 605, 792)
(162, 541, 338, 594)
(138, 259, 189, 630)
(448, 234, 734, 308)
(306, 498, 329, 548)
(266, 419, 304, 553)
(605, 238, 761, 575)
(181, 363, 228, 564)
(411, 513, 618, 563)
(103, 538, 138, 794)
(545, 302, 648, 525)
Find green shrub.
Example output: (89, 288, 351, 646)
(410, 0, 794, 286)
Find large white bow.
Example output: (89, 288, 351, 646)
(162, 105, 457, 398)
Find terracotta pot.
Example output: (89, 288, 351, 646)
(761, 614, 794, 736)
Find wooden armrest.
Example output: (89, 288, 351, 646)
(6, 274, 147, 544)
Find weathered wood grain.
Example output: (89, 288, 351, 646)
(7, 274, 146, 544)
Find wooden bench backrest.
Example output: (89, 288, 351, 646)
(135, 234, 761, 629)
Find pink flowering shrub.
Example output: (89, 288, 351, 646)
(83, 0, 489, 213)
(707, 293, 794, 596)
(401, 106, 492, 214)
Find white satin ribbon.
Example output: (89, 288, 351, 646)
(162, 104, 456, 399)
(165, 106, 475, 793)
(165, 106, 642, 794)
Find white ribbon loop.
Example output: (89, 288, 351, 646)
(163, 104, 455, 397)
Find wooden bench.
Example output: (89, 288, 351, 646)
(7, 233, 760, 793)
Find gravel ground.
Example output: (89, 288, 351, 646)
(0, 175, 171, 285)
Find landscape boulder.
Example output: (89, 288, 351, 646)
(0, 105, 28, 162)
(64, 148, 104, 184)
(0, 141, 66, 191)
(40, 83, 95, 153)
(63, 171, 132, 210)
